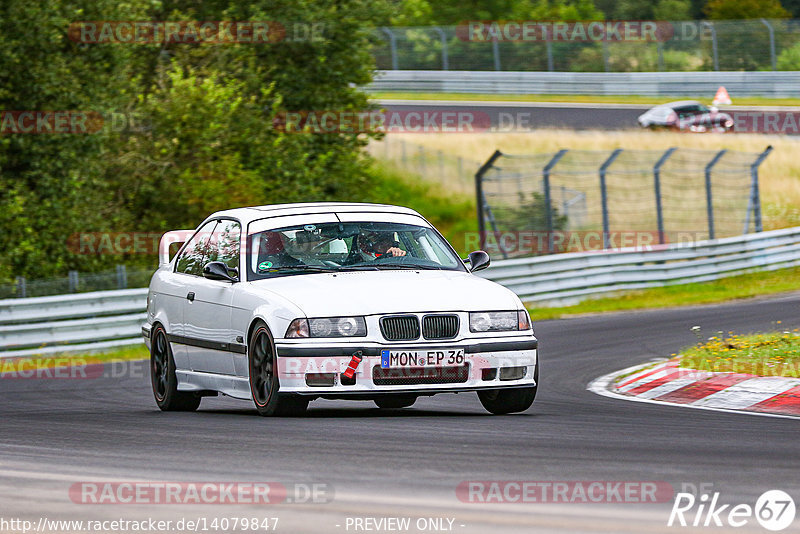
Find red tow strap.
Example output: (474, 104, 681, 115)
(343, 351, 363, 379)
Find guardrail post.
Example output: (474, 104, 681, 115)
(543, 149, 568, 253)
(760, 19, 777, 71)
(744, 145, 772, 233)
(381, 27, 399, 70)
(68, 270, 79, 293)
(492, 37, 501, 71)
(705, 149, 727, 240)
(653, 147, 677, 245)
(15, 276, 26, 298)
(702, 22, 719, 71)
(432, 27, 449, 70)
(475, 150, 503, 250)
(116, 264, 128, 289)
(599, 149, 623, 249)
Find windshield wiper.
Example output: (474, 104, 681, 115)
(370, 264, 443, 270)
(261, 265, 337, 274)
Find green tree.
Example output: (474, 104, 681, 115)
(704, 0, 789, 19)
(0, 0, 389, 283)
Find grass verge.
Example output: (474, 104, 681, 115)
(370, 92, 800, 107)
(527, 266, 800, 321)
(678, 328, 800, 378)
(0, 345, 148, 375)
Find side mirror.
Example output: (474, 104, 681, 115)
(466, 250, 491, 272)
(203, 261, 238, 282)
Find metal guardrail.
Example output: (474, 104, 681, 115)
(2, 226, 800, 358)
(0, 288, 147, 358)
(369, 70, 800, 97)
(478, 226, 800, 305)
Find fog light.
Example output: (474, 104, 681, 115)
(481, 368, 498, 381)
(305, 373, 337, 387)
(499, 366, 527, 381)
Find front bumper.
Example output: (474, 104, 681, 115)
(142, 323, 152, 350)
(274, 337, 537, 395)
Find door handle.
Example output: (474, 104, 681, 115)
(186, 292, 195, 302)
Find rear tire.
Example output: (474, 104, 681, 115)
(374, 395, 417, 409)
(477, 364, 538, 415)
(248, 321, 309, 417)
(150, 325, 201, 412)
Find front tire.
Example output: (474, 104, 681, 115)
(150, 325, 201, 412)
(477, 364, 538, 415)
(248, 322, 309, 417)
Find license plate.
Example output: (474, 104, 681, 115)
(380, 349, 465, 369)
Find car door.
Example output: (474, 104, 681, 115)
(164, 219, 221, 370)
(182, 218, 241, 375)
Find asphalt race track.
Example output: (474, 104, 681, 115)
(379, 99, 645, 131)
(2, 294, 800, 533)
(377, 99, 789, 132)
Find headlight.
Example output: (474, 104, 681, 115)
(469, 310, 531, 332)
(285, 317, 367, 338)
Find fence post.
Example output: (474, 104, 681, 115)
(542, 149, 568, 253)
(601, 40, 610, 72)
(492, 37, 501, 71)
(702, 22, 719, 71)
(381, 27, 399, 70)
(400, 139, 406, 168)
(438, 150, 445, 183)
(116, 264, 128, 289)
(433, 26, 449, 70)
(475, 150, 503, 250)
(457, 156, 463, 181)
(653, 147, 677, 245)
(418, 145, 425, 175)
(657, 41, 665, 71)
(546, 41, 554, 72)
(705, 149, 727, 240)
(68, 270, 79, 293)
(599, 149, 623, 249)
(15, 276, 26, 298)
(760, 18, 777, 71)
(745, 145, 773, 233)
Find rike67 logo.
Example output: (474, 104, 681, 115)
(668, 489, 796, 531)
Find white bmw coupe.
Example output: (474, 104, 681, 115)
(143, 202, 538, 416)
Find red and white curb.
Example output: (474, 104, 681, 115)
(588, 358, 800, 420)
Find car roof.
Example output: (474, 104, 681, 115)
(209, 202, 424, 223)
(659, 100, 704, 109)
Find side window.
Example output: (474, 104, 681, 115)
(175, 220, 219, 276)
(207, 219, 241, 270)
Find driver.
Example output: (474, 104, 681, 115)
(345, 230, 406, 264)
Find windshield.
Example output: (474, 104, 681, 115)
(246, 221, 465, 280)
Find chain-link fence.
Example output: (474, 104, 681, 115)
(476, 146, 773, 258)
(366, 137, 482, 195)
(371, 20, 800, 73)
(0, 265, 155, 299)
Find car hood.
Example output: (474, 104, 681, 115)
(244, 269, 520, 317)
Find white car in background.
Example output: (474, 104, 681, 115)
(143, 203, 538, 416)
